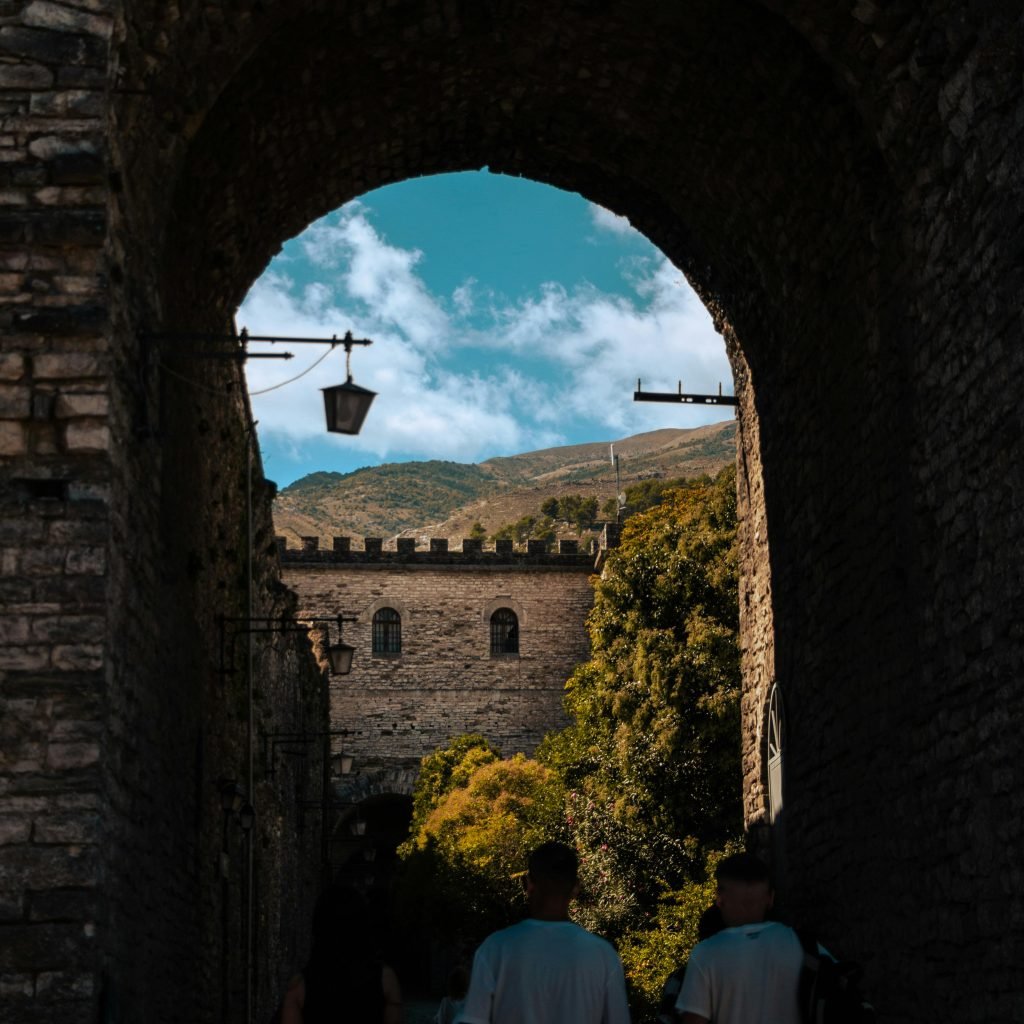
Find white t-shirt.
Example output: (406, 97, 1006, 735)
(457, 918, 631, 1024)
(436, 995, 466, 1024)
(675, 921, 803, 1024)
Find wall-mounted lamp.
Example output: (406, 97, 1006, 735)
(142, 327, 378, 436)
(325, 634, 356, 676)
(219, 613, 358, 679)
(262, 730, 354, 780)
(238, 803, 256, 832)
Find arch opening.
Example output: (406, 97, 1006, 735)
(106, 2, 918, 1020)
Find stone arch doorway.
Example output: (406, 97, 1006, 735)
(85, 3, 1023, 1022)
(328, 791, 413, 889)
(118, 0, 893, 880)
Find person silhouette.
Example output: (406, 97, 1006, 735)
(279, 885, 402, 1024)
(457, 842, 630, 1024)
(677, 853, 806, 1024)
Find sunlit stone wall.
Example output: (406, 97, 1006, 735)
(281, 537, 595, 773)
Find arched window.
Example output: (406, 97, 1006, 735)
(372, 607, 401, 654)
(490, 608, 519, 655)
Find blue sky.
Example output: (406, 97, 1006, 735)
(237, 171, 733, 487)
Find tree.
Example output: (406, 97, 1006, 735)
(397, 467, 743, 1003)
(532, 516, 557, 543)
(619, 473, 713, 519)
(398, 746, 565, 947)
(417, 755, 565, 891)
(617, 845, 739, 1019)
(407, 733, 499, 835)
(571, 496, 600, 534)
(491, 523, 515, 543)
(491, 514, 557, 544)
(469, 521, 487, 541)
(540, 496, 560, 518)
(538, 464, 741, 931)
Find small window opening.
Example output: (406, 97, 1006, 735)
(372, 607, 401, 655)
(490, 608, 519, 656)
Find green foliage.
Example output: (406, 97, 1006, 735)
(538, 464, 742, 931)
(397, 465, 742, 1007)
(406, 733, 499, 836)
(398, 749, 565, 946)
(489, 493, 602, 544)
(617, 845, 739, 1018)
(620, 473, 713, 518)
(468, 521, 487, 541)
(491, 514, 557, 544)
(533, 517, 557, 542)
(493, 515, 532, 543)
(551, 494, 600, 534)
(418, 755, 565, 888)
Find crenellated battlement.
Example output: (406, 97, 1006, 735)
(276, 532, 615, 568)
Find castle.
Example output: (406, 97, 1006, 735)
(279, 533, 600, 803)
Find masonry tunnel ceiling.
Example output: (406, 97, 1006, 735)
(123, 0, 894, 376)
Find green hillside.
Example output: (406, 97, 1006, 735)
(272, 420, 737, 545)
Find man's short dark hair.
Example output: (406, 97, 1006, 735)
(714, 852, 771, 886)
(528, 841, 579, 894)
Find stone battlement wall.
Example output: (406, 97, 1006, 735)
(281, 559, 596, 780)
(278, 534, 597, 562)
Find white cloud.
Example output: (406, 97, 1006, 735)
(588, 203, 639, 237)
(452, 278, 476, 317)
(297, 204, 450, 352)
(478, 259, 729, 434)
(237, 206, 731, 473)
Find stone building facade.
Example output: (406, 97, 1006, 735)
(281, 535, 597, 793)
(1, 3, 1023, 1021)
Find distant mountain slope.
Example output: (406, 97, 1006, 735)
(272, 419, 737, 545)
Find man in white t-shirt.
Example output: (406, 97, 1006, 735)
(457, 841, 631, 1024)
(676, 852, 804, 1024)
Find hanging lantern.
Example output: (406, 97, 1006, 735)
(323, 332, 376, 434)
(327, 640, 356, 675)
(322, 379, 377, 435)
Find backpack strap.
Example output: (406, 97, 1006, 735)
(795, 928, 817, 957)
(794, 928, 822, 1024)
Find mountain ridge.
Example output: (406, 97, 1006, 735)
(272, 419, 737, 545)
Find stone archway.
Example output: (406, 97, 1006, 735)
(116, 0, 901, 943)
(3, 3, 1023, 1022)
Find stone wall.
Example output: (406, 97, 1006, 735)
(0, 6, 327, 1022)
(281, 536, 596, 778)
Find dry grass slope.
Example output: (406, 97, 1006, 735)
(272, 420, 737, 547)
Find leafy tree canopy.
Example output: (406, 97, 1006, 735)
(396, 465, 742, 1005)
(539, 464, 741, 900)
(407, 733, 499, 836)
(620, 473, 713, 518)
(490, 493, 601, 542)
(416, 755, 565, 887)
(398, 752, 565, 946)
(540, 496, 560, 518)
